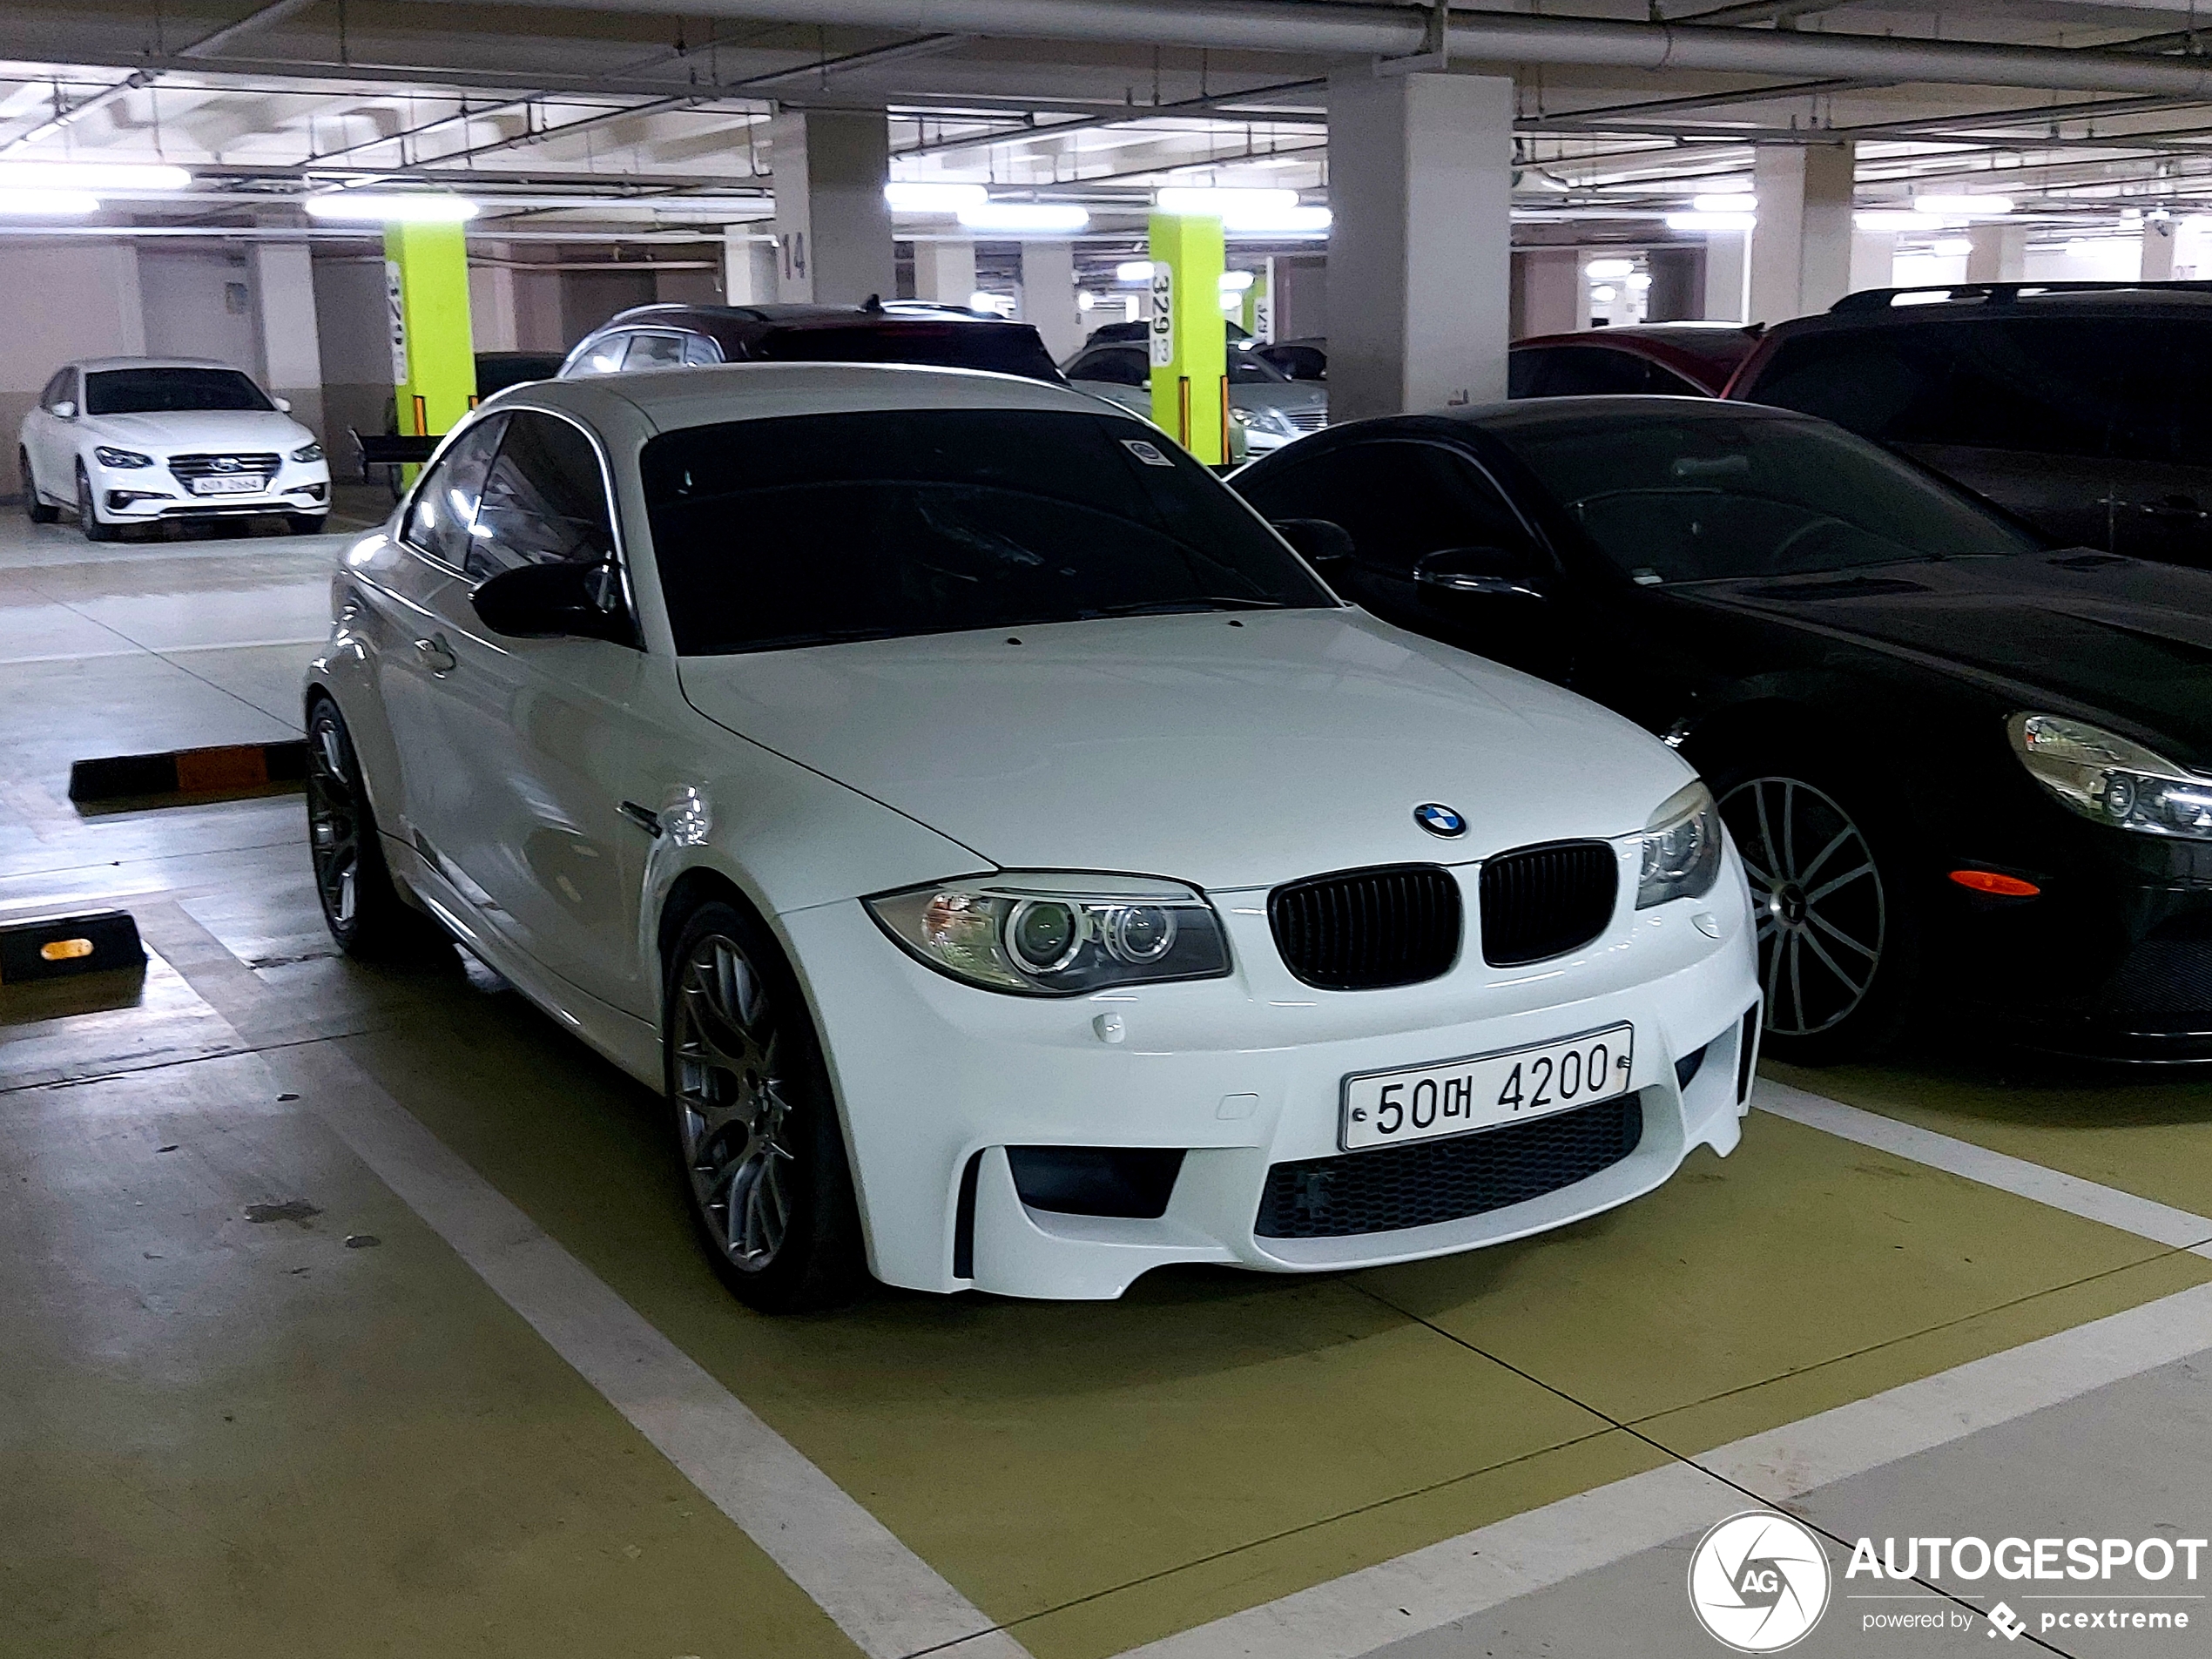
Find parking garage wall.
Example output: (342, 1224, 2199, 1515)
(0, 241, 145, 477)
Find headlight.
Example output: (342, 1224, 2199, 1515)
(290, 441, 325, 463)
(2009, 712, 2212, 839)
(866, 872, 1231, 995)
(93, 446, 152, 469)
(1228, 406, 1258, 427)
(1635, 780, 1723, 910)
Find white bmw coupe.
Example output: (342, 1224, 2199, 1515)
(305, 362, 1759, 1310)
(18, 356, 331, 539)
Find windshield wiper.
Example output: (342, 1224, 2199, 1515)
(1085, 596, 1291, 618)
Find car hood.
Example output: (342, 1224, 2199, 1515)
(82, 409, 312, 453)
(1237, 382, 1328, 415)
(675, 609, 1691, 892)
(1685, 551, 2212, 765)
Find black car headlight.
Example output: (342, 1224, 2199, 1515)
(866, 873, 1231, 995)
(290, 441, 325, 463)
(1636, 780, 1723, 909)
(93, 446, 153, 469)
(2010, 712, 2212, 840)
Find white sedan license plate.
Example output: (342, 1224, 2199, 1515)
(188, 474, 263, 495)
(1340, 1023, 1634, 1151)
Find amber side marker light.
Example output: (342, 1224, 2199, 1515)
(1949, 869, 2041, 898)
(0, 909, 145, 982)
(40, 938, 94, 961)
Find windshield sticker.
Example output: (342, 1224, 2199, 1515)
(1122, 438, 1174, 467)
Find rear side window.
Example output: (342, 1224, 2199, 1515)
(1743, 316, 2212, 463)
(1511, 345, 1694, 399)
(752, 322, 1065, 384)
(1238, 439, 1536, 577)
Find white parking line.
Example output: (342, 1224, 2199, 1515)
(1110, 1080, 2212, 1659)
(283, 1042, 1031, 1659)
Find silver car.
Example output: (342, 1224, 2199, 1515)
(1062, 341, 1328, 456)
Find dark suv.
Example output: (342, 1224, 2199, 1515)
(1728, 282, 2212, 565)
(560, 302, 1066, 385)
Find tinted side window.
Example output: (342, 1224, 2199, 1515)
(400, 415, 507, 569)
(1240, 440, 1533, 577)
(1264, 345, 1326, 381)
(566, 334, 631, 377)
(681, 333, 723, 367)
(468, 411, 618, 579)
(1515, 344, 1659, 398)
(623, 332, 686, 371)
(1069, 347, 1148, 388)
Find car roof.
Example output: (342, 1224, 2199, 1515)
(71, 356, 245, 374)
(597, 301, 1013, 333)
(1442, 393, 1808, 435)
(496, 359, 1123, 435)
(1512, 322, 1763, 379)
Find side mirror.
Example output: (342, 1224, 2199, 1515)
(273, 395, 293, 414)
(1271, 517, 1356, 571)
(470, 560, 631, 644)
(1413, 545, 1549, 603)
(51, 400, 76, 419)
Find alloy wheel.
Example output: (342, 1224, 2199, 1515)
(1718, 777, 1885, 1038)
(305, 711, 361, 931)
(673, 934, 796, 1273)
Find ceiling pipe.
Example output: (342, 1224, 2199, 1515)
(401, 0, 2212, 98)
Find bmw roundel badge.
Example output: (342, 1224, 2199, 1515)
(1413, 803, 1467, 839)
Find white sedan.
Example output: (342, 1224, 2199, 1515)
(18, 356, 331, 539)
(304, 361, 1760, 1311)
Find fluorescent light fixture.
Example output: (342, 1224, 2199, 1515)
(1224, 206, 1332, 235)
(1114, 260, 1155, 283)
(1931, 237, 1973, 258)
(1077, 291, 1097, 312)
(885, 180, 988, 213)
(1156, 186, 1298, 217)
(1586, 258, 1635, 280)
(955, 201, 1089, 233)
(1218, 269, 1254, 291)
(0, 189, 98, 216)
(1627, 272, 1653, 292)
(306, 192, 478, 222)
(1591, 286, 1617, 303)
(1856, 211, 1941, 231)
(1914, 194, 2013, 218)
(1218, 292, 1242, 312)
(0, 160, 189, 192)
(1665, 211, 1756, 232)
(1692, 194, 1757, 214)
(968, 290, 1015, 314)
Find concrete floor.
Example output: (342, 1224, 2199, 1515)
(5, 505, 2212, 1659)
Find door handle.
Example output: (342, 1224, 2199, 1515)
(617, 800, 664, 838)
(413, 633, 456, 677)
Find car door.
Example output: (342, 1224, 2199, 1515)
(2102, 320, 2212, 567)
(415, 408, 672, 1017)
(28, 368, 77, 489)
(1238, 435, 1569, 676)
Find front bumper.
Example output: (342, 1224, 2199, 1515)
(782, 857, 1762, 1298)
(93, 456, 330, 519)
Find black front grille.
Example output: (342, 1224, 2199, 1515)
(1255, 1094, 1643, 1239)
(168, 452, 280, 480)
(1269, 864, 1461, 990)
(1479, 840, 1617, 967)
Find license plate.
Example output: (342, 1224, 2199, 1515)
(1340, 1023, 1635, 1151)
(188, 475, 263, 495)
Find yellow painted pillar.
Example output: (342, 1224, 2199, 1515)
(1146, 212, 1228, 466)
(383, 220, 475, 472)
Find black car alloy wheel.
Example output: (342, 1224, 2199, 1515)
(673, 931, 800, 1273)
(307, 706, 366, 935)
(1720, 777, 1886, 1039)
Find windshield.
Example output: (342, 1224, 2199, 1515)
(642, 408, 1334, 656)
(1228, 347, 1289, 386)
(1489, 412, 2038, 584)
(84, 367, 273, 415)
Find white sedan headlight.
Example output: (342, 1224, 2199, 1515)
(291, 441, 325, 463)
(2009, 712, 2212, 839)
(93, 446, 153, 469)
(1635, 780, 1723, 910)
(867, 872, 1231, 995)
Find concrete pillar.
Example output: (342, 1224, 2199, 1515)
(251, 233, 326, 440)
(1327, 68, 1514, 421)
(1270, 253, 1328, 339)
(1703, 230, 1749, 322)
(1514, 248, 1582, 337)
(723, 230, 779, 304)
(1966, 223, 2027, 282)
(1018, 239, 1084, 361)
(1646, 246, 1703, 322)
(469, 256, 520, 353)
(912, 238, 976, 305)
(1750, 141, 1855, 324)
(2142, 217, 2178, 280)
(1147, 212, 1228, 465)
(1850, 229, 1896, 297)
(770, 109, 894, 305)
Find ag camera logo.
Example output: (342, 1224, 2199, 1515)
(1689, 1511, 1832, 1652)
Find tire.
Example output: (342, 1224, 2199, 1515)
(20, 449, 57, 523)
(305, 697, 425, 957)
(75, 464, 119, 542)
(664, 900, 866, 1312)
(286, 513, 328, 536)
(1710, 762, 1922, 1065)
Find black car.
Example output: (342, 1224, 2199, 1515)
(1234, 396, 2212, 1063)
(1255, 336, 1327, 381)
(1729, 282, 2212, 568)
(561, 302, 1065, 384)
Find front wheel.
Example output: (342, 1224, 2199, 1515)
(305, 698, 424, 956)
(1715, 771, 1921, 1065)
(20, 449, 57, 523)
(75, 464, 119, 542)
(664, 901, 865, 1312)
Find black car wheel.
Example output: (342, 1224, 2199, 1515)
(306, 698, 424, 956)
(20, 449, 57, 523)
(1716, 772, 1919, 1063)
(75, 464, 119, 542)
(664, 900, 864, 1312)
